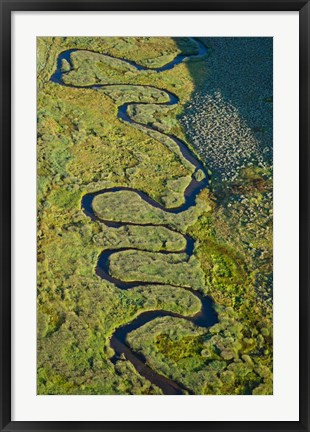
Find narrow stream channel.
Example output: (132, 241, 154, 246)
(50, 38, 219, 395)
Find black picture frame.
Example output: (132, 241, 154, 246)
(1, 1, 309, 431)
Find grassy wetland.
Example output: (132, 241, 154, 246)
(37, 36, 272, 395)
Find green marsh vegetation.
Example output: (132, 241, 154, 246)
(109, 250, 206, 291)
(128, 167, 273, 395)
(92, 189, 210, 229)
(93, 224, 186, 252)
(37, 36, 272, 395)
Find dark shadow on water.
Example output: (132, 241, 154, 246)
(173, 37, 273, 168)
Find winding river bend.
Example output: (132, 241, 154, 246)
(51, 38, 219, 395)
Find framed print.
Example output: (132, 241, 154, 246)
(1, 0, 309, 431)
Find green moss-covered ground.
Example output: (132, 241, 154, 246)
(37, 37, 272, 395)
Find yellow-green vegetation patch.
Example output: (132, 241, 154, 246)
(127, 305, 272, 395)
(48, 188, 82, 211)
(99, 85, 170, 104)
(37, 35, 210, 396)
(127, 103, 183, 137)
(92, 190, 211, 229)
(93, 224, 186, 252)
(37, 309, 163, 395)
(37, 36, 201, 99)
(101, 37, 198, 67)
(59, 48, 197, 105)
(127, 285, 202, 317)
(109, 250, 206, 291)
(64, 50, 137, 86)
(62, 37, 197, 68)
(127, 122, 196, 176)
(118, 171, 273, 396)
(39, 83, 192, 205)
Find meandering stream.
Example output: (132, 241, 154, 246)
(51, 38, 219, 395)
